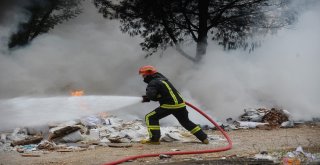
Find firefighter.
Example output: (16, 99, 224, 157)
(139, 65, 209, 145)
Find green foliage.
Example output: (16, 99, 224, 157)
(8, 0, 83, 49)
(95, 0, 296, 61)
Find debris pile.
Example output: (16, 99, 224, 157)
(223, 107, 294, 130)
(0, 114, 223, 155)
(262, 108, 290, 128)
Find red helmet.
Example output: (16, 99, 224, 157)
(139, 65, 157, 76)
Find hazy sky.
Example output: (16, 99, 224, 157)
(0, 1, 319, 127)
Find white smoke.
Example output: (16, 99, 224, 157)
(0, 1, 319, 129)
(182, 4, 320, 121)
(0, 1, 146, 98)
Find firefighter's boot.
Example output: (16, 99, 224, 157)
(202, 138, 209, 144)
(140, 139, 160, 145)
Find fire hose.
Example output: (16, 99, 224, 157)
(103, 101, 233, 165)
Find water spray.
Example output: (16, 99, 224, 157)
(0, 95, 141, 131)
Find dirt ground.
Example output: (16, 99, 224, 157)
(1, 123, 320, 165)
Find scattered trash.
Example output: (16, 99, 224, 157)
(0, 133, 6, 143)
(56, 149, 75, 152)
(60, 130, 83, 143)
(161, 131, 182, 142)
(11, 136, 43, 147)
(8, 128, 28, 141)
(89, 129, 100, 140)
(235, 121, 269, 129)
(240, 108, 268, 122)
(281, 121, 295, 128)
(25, 126, 48, 136)
(100, 137, 110, 143)
(21, 153, 41, 157)
(48, 125, 81, 141)
(107, 143, 133, 148)
(207, 135, 225, 142)
(221, 120, 238, 131)
(159, 154, 172, 159)
(16, 144, 38, 153)
(37, 140, 56, 150)
(108, 136, 130, 143)
(278, 146, 320, 165)
(260, 151, 268, 155)
(3, 107, 317, 165)
(254, 153, 275, 161)
(81, 116, 105, 128)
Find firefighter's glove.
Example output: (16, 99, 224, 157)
(142, 95, 150, 103)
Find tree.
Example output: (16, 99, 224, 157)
(94, 0, 296, 62)
(8, 0, 83, 49)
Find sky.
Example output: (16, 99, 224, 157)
(0, 0, 319, 129)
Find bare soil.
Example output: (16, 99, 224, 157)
(1, 123, 320, 165)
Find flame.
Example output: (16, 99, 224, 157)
(99, 112, 108, 118)
(70, 90, 84, 96)
(69, 89, 108, 117)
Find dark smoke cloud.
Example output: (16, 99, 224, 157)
(0, 0, 32, 24)
(0, 0, 20, 24)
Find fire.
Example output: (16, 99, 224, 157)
(99, 112, 108, 118)
(70, 90, 84, 96)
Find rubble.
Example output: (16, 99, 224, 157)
(262, 108, 289, 128)
(11, 136, 43, 147)
(81, 116, 105, 128)
(222, 107, 295, 130)
(8, 128, 28, 141)
(0, 134, 6, 143)
(2, 106, 318, 165)
(240, 108, 268, 122)
(48, 125, 81, 141)
(60, 130, 83, 143)
(0, 114, 224, 155)
(37, 140, 56, 150)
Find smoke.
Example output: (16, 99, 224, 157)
(183, 1, 320, 121)
(0, 1, 146, 98)
(0, 0, 319, 128)
(0, 0, 24, 24)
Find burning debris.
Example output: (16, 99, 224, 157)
(70, 90, 85, 96)
(262, 108, 290, 128)
(222, 107, 295, 130)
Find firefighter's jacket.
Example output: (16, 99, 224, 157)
(144, 73, 186, 109)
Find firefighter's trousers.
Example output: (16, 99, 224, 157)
(145, 107, 207, 141)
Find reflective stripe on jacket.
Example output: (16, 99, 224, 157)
(145, 73, 185, 109)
